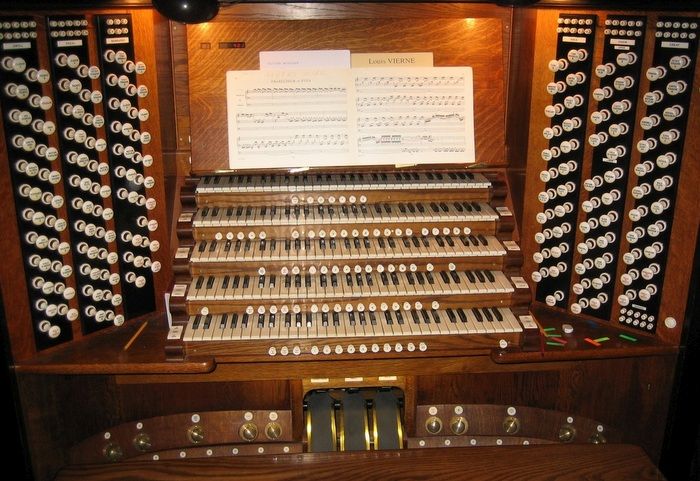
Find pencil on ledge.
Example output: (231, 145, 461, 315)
(123, 321, 149, 351)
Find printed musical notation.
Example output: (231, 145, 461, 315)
(226, 67, 474, 169)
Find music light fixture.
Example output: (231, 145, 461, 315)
(152, 0, 221, 24)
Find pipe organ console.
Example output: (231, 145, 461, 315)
(0, 2, 697, 480)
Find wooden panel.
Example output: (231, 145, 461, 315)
(54, 443, 665, 481)
(186, 6, 510, 172)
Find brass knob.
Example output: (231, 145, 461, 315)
(589, 432, 607, 444)
(449, 416, 468, 435)
(558, 425, 576, 443)
(265, 422, 282, 440)
(503, 416, 520, 435)
(239, 422, 259, 441)
(103, 442, 123, 462)
(187, 424, 205, 444)
(425, 416, 443, 435)
(133, 433, 152, 451)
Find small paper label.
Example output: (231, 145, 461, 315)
(167, 325, 183, 340)
(106, 37, 129, 45)
(511, 276, 529, 289)
(503, 240, 520, 251)
(175, 247, 190, 259)
(178, 213, 193, 223)
(519, 315, 538, 330)
(351, 52, 433, 68)
(171, 284, 187, 297)
(496, 206, 512, 216)
(562, 36, 587, 44)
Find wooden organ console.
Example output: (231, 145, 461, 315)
(0, 2, 698, 480)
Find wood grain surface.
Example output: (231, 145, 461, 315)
(54, 443, 666, 480)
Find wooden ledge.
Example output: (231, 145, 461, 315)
(54, 443, 666, 481)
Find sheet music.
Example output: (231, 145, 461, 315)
(226, 67, 475, 169)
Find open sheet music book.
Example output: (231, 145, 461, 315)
(226, 67, 475, 169)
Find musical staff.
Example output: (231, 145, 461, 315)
(226, 67, 475, 168)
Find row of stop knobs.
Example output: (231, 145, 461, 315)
(101, 421, 284, 462)
(423, 414, 605, 444)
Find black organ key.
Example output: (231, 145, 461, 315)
(257, 314, 265, 328)
(365, 273, 373, 286)
(242, 275, 250, 288)
(465, 271, 476, 283)
(396, 310, 405, 324)
(195, 276, 204, 289)
(384, 311, 394, 325)
(219, 313, 229, 329)
(430, 310, 440, 323)
(233, 275, 240, 288)
(284, 313, 291, 327)
(420, 310, 431, 323)
(348, 311, 356, 325)
(295, 312, 302, 327)
(358, 311, 365, 325)
(198, 241, 207, 253)
(224, 239, 232, 252)
(322, 312, 329, 326)
(369, 311, 377, 325)
(334, 312, 341, 326)
(306, 312, 312, 327)
(269, 313, 276, 327)
(411, 310, 420, 324)
(222, 275, 230, 289)
(206, 276, 215, 289)
(242, 313, 249, 327)
(446, 309, 457, 323)
(193, 315, 201, 329)
(457, 309, 468, 323)
(231, 313, 239, 328)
